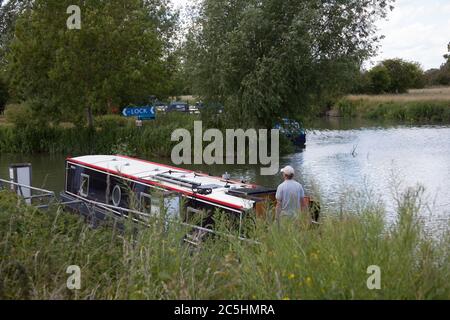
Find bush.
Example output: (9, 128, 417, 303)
(0, 78, 8, 114)
(4, 104, 33, 127)
(95, 115, 132, 129)
(368, 65, 391, 94)
(358, 59, 425, 94)
(424, 62, 450, 86)
(336, 99, 358, 117)
(382, 59, 425, 93)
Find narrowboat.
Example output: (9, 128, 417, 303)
(61, 155, 319, 241)
(61, 155, 280, 237)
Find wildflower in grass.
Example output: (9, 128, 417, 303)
(305, 277, 313, 287)
(288, 273, 296, 280)
(282, 297, 290, 300)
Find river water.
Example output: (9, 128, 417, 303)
(1, 119, 449, 231)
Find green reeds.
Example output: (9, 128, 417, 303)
(335, 98, 450, 123)
(0, 113, 196, 157)
(0, 185, 449, 300)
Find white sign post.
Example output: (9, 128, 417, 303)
(9, 164, 32, 205)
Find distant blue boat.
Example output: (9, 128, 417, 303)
(275, 119, 306, 148)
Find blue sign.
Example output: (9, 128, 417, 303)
(122, 106, 156, 120)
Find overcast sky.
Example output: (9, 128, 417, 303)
(172, 0, 450, 70)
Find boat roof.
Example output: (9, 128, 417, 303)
(67, 155, 267, 211)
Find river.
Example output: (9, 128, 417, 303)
(1, 119, 449, 232)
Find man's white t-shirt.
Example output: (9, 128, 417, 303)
(276, 180, 305, 217)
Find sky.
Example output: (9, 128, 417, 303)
(171, 0, 450, 70)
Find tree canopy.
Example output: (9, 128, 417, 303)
(185, 0, 395, 127)
(357, 59, 424, 94)
(382, 59, 424, 93)
(368, 65, 391, 94)
(0, 75, 7, 111)
(6, 0, 178, 126)
(444, 42, 450, 62)
(422, 43, 450, 86)
(0, 0, 33, 67)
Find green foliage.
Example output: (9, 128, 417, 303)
(382, 59, 425, 93)
(185, 0, 394, 128)
(95, 115, 133, 129)
(351, 72, 371, 95)
(0, 76, 8, 111)
(361, 59, 425, 94)
(425, 63, 450, 86)
(422, 43, 450, 86)
(0, 112, 300, 157)
(164, 48, 192, 97)
(335, 99, 358, 117)
(0, 113, 193, 156)
(4, 104, 33, 127)
(0, 0, 34, 66)
(444, 41, 450, 62)
(1, 184, 449, 299)
(341, 99, 450, 123)
(6, 0, 178, 126)
(368, 65, 392, 94)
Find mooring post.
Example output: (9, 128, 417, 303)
(9, 163, 32, 205)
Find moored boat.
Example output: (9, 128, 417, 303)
(61, 155, 319, 241)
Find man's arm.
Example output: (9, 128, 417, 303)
(275, 186, 282, 219)
(299, 186, 307, 212)
(276, 200, 282, 217)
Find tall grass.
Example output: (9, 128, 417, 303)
(1, 186, 449, 300)
(348, 87, 450, 102)
(335, 99, 450, 123)
(0, 112, 295, 157)
(0, 113, 196, 157)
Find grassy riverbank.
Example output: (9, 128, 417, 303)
(0, 112, 195, 157)
(332, 87, 450, 123)
(1, 188, 449, 300)
(0, 109, 296, 156)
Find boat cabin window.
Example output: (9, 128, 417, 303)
(139, 192, 162, 216)
(112, 185, 122, 207)
(80, 174, 90, 197)
(140, 193, 152, 214)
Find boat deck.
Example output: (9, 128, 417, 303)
(67, 155, 266, 211)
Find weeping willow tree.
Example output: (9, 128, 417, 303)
(185, 0, 395, 128)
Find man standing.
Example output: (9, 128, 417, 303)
(276, 166, 305, 220)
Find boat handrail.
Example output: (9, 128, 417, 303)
(66, 195, 260, 245)
(153, 173, 202, 189)
(0, 178, 56, 196)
